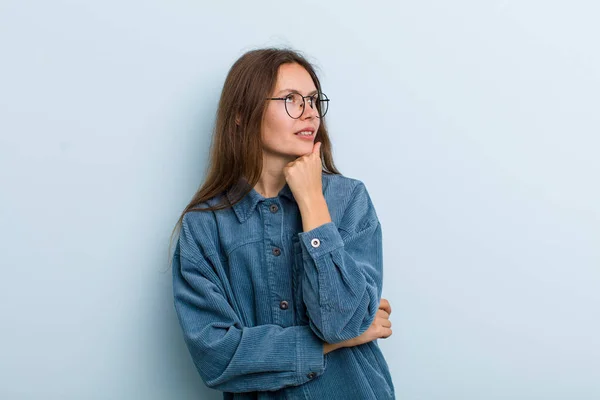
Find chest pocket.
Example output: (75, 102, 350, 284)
(292, 236, 310, 325)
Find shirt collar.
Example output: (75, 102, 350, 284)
(227, 177, 295, 224)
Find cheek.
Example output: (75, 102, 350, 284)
(262, 107, 293, 141)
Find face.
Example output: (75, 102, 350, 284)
(261, 63, 321, 162)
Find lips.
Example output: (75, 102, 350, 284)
(294, 127, 315, 135)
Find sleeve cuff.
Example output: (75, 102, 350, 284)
(298, 222, 344, 260)
(296, 325, 327, 383)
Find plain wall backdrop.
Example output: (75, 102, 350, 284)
(1, 0, 598, 399)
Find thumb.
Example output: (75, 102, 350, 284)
(313, 141, 322, 155)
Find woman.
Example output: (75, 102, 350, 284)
(171, 48, 395, 399)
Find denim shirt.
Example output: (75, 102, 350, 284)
(172, 173, 396, 399)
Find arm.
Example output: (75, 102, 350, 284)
(297, 181, 383, 344)
(172, 216, 326, 393)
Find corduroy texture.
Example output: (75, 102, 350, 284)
(172, 173, 395, 399)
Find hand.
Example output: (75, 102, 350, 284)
(378, 298, 392, 316)
(346, 300, 393, 346)
(323, 298, 393, 354)
(283, 141, 323, 205)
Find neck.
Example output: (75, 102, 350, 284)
(254, 152, 294, 198)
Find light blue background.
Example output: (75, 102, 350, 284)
(1, 1, 598, 399)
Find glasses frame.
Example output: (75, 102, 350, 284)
(265, 91, 330, 119)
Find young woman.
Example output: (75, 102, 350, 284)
(171, 48, 395, 399)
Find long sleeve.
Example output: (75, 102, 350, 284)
(297, 181, 383, 344)
(172, 215, 326, 393)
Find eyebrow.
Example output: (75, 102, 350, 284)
(277, 88, 319, 95)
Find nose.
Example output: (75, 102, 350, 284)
(301, 98, 318, 119)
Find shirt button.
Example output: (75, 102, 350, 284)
(307, 372, 316, 379)
(272, 247, 281, 256)
(279, 300, 289, 310)
(269, 204, 279, 213)
(310, 238, 320, 248)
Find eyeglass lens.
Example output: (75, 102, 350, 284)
(284, 93, 329, 119)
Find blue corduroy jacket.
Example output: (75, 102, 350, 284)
(172, 173, 395, 399)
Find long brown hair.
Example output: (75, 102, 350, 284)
(167, 47, 341, 267)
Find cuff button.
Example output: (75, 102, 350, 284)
(307, 372, 316, 379)
(310, 238, 320, 248)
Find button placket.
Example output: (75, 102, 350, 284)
(264, 201, 293, 324)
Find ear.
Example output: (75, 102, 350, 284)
(235, 112, 242, 126)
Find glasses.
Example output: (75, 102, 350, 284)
(265, 92, 329, 119)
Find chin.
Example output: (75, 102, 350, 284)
(293, 145, 313, 156)
(264, 143, 311, 160)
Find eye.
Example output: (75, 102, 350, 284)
(285, 93, 299, 103)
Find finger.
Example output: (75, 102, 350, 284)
(374, 319, 391, 331)
(379, 299, 392, 314)
(379, 299, 391, 315)
(377, 309, 390, 319)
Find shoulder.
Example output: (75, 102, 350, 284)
(180, 196, 225, 261)
(183, 193, 225, 230)
(322, 173, 372, 206)
(322, 172, 366, 195)
(322, 173, 378, 230)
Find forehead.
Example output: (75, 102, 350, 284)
(274, 63, 317, 94)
